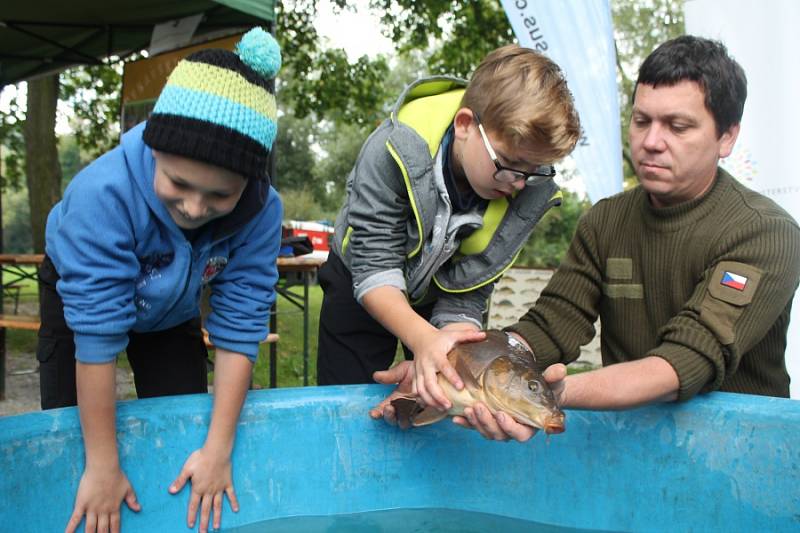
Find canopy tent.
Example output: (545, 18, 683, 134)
(0, 0, 276, 87)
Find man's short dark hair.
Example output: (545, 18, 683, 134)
(636, 35, 747, 137)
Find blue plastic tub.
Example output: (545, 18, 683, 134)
(1, 385, 798, 531)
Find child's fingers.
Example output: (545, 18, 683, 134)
(187, 492, 201, 528)
(124, 487, 141, 512)
(169, 469, 190, 494)
(438, 361, 463, 390)
(226, 485, 240, 513)
(213, 493, 223, 530)
(421, 368, 451, 410)
(65, 509, 84, 533)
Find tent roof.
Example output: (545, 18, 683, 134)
(0, 0, 276, 87)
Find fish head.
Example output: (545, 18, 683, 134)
(481, 355, 565, 434)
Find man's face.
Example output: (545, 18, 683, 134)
(630, 80, 739, 208)
(152, 150, 248, 230)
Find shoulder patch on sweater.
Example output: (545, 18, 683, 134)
(701, 261, 762, 345)
(708, 261, 762, 306)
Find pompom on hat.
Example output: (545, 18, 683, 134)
(143, 28, 281, 183)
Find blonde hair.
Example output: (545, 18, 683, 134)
(462, 44, 581, 162)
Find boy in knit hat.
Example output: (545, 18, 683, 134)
(316, 44, 581, 411)
(37, 28, 281, 533)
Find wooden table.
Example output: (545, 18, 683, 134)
(273, 256, 326, 387)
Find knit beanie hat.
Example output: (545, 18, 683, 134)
(143, 28, 281, 183)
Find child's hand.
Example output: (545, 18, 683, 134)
(170, 447, 239, 533)
(65, 465, 140, 533)
(411, 328, 485, 411)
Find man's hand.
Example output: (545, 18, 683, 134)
(65, 465, 140, 533)
(369, 360, 416, 426)
(452, 364, 567, 443)
(170, 447, 239, 533)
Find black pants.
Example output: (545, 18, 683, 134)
(316, 253, 433, 385)
(37, 255, 209, 410)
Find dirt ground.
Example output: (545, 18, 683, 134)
(0, 338, 136, 419)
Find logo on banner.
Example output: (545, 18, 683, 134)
(721, 271, 748, 291)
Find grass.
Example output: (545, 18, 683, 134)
(2, 281, 324, 390)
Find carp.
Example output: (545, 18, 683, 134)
(391, 330, 565, 434)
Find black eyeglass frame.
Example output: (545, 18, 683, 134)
(472, 111, 557, 186)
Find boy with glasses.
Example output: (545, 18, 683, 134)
(317, 45, 581, 410)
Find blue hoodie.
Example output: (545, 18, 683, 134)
(45, 123, 282, 363)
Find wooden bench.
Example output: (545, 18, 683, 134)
(0, 314, 40, 331)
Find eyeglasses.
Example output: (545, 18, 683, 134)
(472, 111, 556, 186)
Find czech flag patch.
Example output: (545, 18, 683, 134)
(721, 271, 748, 291)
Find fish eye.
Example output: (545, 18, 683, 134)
(527, 380, 540, 393)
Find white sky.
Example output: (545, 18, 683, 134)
(314, 0, 394, 60)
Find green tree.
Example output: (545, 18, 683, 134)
(612, 0, 685, 184)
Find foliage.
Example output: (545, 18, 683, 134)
(280, 186, 334, 221)
(516, 189, 590, 268)
(275, 112, 317, 192)
(0, 86, 26, 191)
(59, 62, 123, 159)
(1, 187, 31, 253)
(611, 0, 685, 184)
(369, 0, 513, 77)
(276, 0, 392, 127)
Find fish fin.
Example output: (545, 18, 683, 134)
(390, 396, 424, 430)
(412, 407, 448, 427)
(450, 330, 510, 379)
(454, 356, 481, 390)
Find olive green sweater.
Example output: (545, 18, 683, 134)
(507, 169, 800, 400)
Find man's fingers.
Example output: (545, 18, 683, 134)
(496, 411, 537, 443)
(372, 361, 412, 385)
(543, 363, 567, 383)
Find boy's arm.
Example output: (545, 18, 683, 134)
(170, 348, 252, 533)
(65, 362, 140, 533)
(362, 286, 484, 409)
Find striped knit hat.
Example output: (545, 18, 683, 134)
(143, 28, 281, 183)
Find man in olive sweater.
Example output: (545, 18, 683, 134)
(370, 35, 800, 442)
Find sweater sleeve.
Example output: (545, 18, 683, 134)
(504, 212, 604, 369)
(344, 124, 418, 301)
(431, 283, 494, 329)
(204, 189, 282, 361)
(47, 169, 141, 363)
(648, 215, 800, 400)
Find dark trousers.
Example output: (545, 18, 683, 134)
(37, 255, 209, 410)
(316, 253, 433, 385)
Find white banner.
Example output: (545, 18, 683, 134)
(499, 0, 622, 203)
(685, 0, 800, 398)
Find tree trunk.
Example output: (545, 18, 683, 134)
(23, 74, 62, 254)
